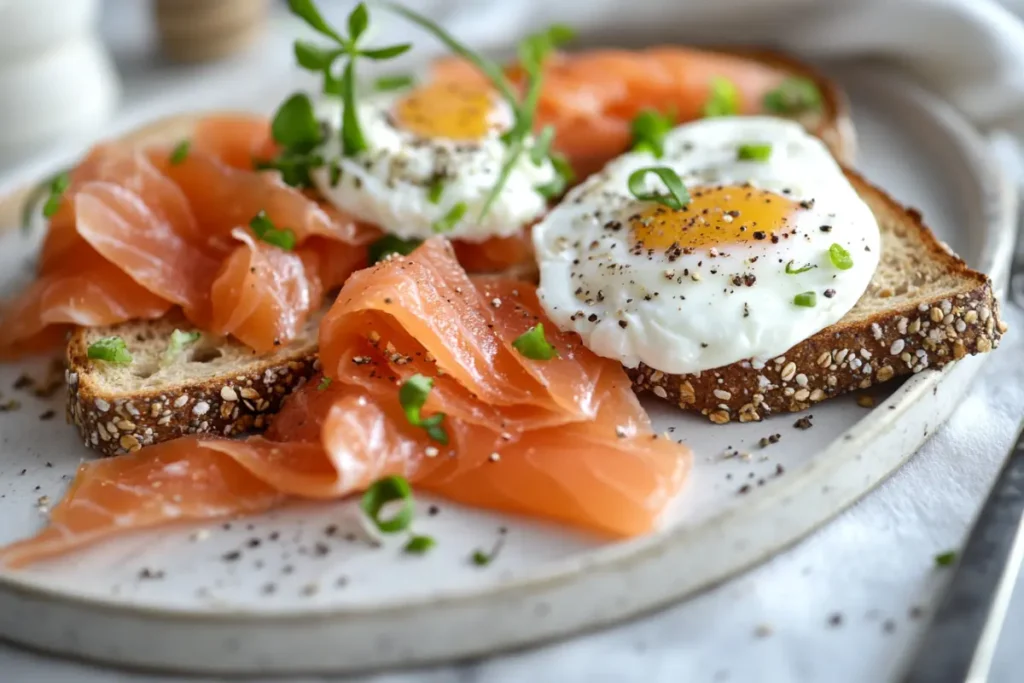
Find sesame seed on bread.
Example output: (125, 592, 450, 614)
(66, 310, 322, 456)
(628, 167, 1006, 423)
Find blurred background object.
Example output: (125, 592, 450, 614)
(0, 0, 119, 171)
(154, 0, 269, 63)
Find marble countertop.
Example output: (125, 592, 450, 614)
(1, 2, 1022, 681)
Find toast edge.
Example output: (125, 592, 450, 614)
(65, 330, 321, 457)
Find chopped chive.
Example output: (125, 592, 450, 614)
(427, 177, 445, 204)
(169, 140, 191, 165)
(471, 531, 506, 567)
(317, 376, 333, 391)
(249, 210, 297, 251)
(374, 74, 415, 91)
(737, 143, 772, 161)
(432, 201, 467, 234)
(478, 137, 524, 220)
(702, 77, 740, 118)
(163, 329, 200, 364)
(87, 336, 132, 365)
(763, 77, 822, 115)
(828, 243, 854, 270)
(512, 324, 558, 360)
(22, 167, 71, 232)
(368, 234, 423, 265)
(627, 166, 691, 210)
(793, 291, 817, 308)
(404, 534, 436, 554)
(399, 374, 448, 444)
(328, 160, 342, 187)
(630, 109, 674, 158)
(360, 475, 414, 534)
(785, 261, 814, 275)
(42, 172, 71, 219)
(934, 550, 957, 567)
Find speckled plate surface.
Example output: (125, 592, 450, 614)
(0, 67, 1013, 675)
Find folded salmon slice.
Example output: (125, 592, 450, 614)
(0, 239, 690, 567)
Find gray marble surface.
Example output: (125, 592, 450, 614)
(0, 1, 1022, 681)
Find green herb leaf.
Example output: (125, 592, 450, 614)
(163, 329, 200, 364)
(368, 234, 422, 264)
(340, 60, 368, 156)
(87, 336, 132, 365)
(375, 74, 415, 91)
(169, 140, 191, 165)
(399, 374, 448, 444)
(287, 0, 346, 43)
(270, 93, 323, 152)
(512, 324, 558, 360)
(404, 534, 436, 554)
(763, 77, 822, 115)
(317, 376, 333, 391)
(630, 109, 674, 158)
(934, 550, 957, 567)
(427, 177, 445, 204)
(294, 40, 340, 70)
(42, 172, 71, 219)
(530, 125, 556, 165)
(432, 201, 468, 234)
(737, 143, 772, 161)
(793, 291, 817, 308)
(627, 166, 691, 210)
(361, 43, 412, 60)
(382, 1, 517, 107)
(785, 261, 814, 275)
(347, 2, 369, 41)
(254, 151, 325, 188)
(249, 210, 297, 251)
(702, 77, 740, 118)
(360, 475, 414, 534)
(828, 243, 854, 270)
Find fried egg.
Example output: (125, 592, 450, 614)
(312, 82, 557, 242)
(533, 116, 880, 374)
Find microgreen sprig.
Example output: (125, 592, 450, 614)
(288, 0, 411, 156)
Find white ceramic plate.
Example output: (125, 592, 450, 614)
(0, 66, 1013, 675)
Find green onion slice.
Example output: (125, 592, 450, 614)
(763, 77, 822, 115)
(828, 243, 853, 270)
(169, 140, 191, 165)
(427, 177, 445, 204)
(360, 475, 415, 533)
(512, 324, 558, 360)
(785, 261, 814, 275)
(737, 143, 772, 161)
(702, 77, 740, 118)
(42, 172, 71, 219)
(627, 167, 691, 210)
(404, 534, 436, 554)
(249, 211, 297, 251)
(163, 329, 200, 364)
(432, 202, 468, 234)
(87, 336, 132, 365)
(934, 550, 957, 567)
(793, 291, 817, 308)
(399, 374, 448, 444)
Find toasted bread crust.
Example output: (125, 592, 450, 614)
(65, 331, 320, 456)
(628, 168, 1006, 423)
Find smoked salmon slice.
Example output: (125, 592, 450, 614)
(433, 46, 814, 177)
(0, 239, 690, 567)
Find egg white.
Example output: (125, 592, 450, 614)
(533, 117, 880, 374)
(311, 92, 556, 243)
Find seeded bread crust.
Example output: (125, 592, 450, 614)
(66, 317, 321, 456)
(628, 168, 1006, 423)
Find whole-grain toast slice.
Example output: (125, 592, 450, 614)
(628, 168, 1007, 423)
(66, 311, 321, 456)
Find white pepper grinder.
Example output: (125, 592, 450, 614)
(0, 0, 120, 169)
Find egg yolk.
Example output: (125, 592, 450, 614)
(630, 186, 800, 250)
(394, 83, 496, 141)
